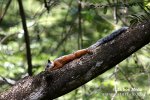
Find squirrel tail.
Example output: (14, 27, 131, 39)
(89, 27, 128, 49)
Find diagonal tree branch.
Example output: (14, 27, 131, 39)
(0, 21, 150, 100)
(0, 76, 16, 86)
(0, 0, 12, 24)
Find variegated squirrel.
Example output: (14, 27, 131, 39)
(45, 27, 128, 72)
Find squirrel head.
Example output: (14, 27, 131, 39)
(45, 59, 54, 71)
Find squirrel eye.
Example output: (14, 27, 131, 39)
(46, 65, 49, 68)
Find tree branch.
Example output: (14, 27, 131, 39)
(0, 21, 150, 100)
(17, 0, 33, 76)
(0, 76, 16, 86)
(0, 0, 12, 24)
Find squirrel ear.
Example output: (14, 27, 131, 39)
(48, 59, 51, 63)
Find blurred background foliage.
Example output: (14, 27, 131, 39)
(0, 0, 150, 99)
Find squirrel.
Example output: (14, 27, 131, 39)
(45, 27, 128, 72)
(45, 49, 92, 71)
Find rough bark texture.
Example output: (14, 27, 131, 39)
(0, 21, 150, 100)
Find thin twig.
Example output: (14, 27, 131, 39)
(51, 16, 78, 54)
(112, 0, 118, 24)
(118, 67, 144, 100)
(0, 0, 12, 24)
(111, 65, 118, 100)
(0, 75, 16, 86)
(78, 0, 83, 49)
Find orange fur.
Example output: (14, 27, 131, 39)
(47, 49, 92, 71)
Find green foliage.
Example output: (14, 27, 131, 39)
(0, 0, 150, 99)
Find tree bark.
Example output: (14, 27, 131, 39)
(0, 21, 150, 100)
